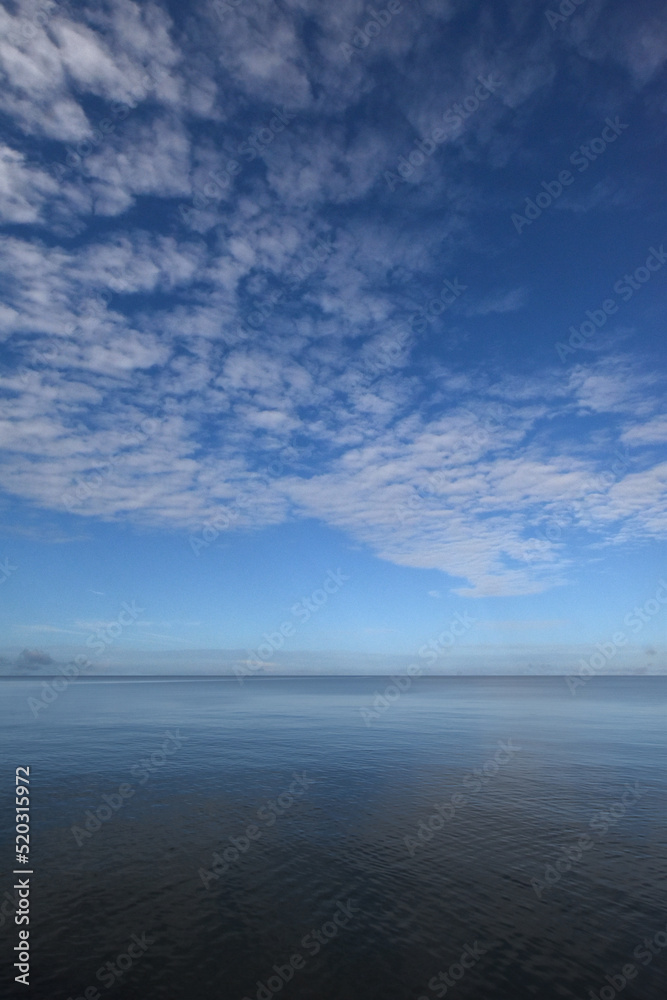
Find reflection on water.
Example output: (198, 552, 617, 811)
(0, 676, 665, 1000)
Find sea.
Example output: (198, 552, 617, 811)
(0, 675, 665, 1000)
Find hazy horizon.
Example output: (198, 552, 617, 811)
(2, 641, 664, 677)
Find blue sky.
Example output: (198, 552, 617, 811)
(0, 0, 665, 674)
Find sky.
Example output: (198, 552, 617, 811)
(0, 0, 665, 676)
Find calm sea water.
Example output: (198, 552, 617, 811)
(0, 675, 665, 1000)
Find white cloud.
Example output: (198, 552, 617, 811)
(621, 415, 667, 446)
(0, 0, 180, 140)
(0, 0, 665, 604)
(462, 287, 526, 317)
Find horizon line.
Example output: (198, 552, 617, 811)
(1, 672, 663, 679)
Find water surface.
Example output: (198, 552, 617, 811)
(1, 676, 665, 1000)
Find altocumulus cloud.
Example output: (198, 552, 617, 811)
(0, 0, 665, 599)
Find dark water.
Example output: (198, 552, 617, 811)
(1, 675, 666, 1000)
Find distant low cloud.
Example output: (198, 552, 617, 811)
(0, 644, 664, 677)
(15, 648, 55, 669)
